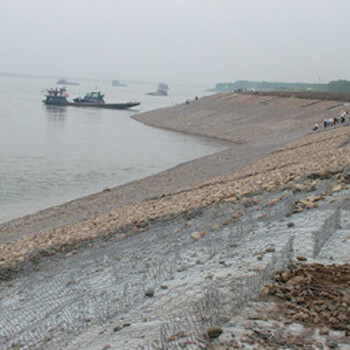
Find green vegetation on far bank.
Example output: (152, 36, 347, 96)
(212, 79, 350, 93)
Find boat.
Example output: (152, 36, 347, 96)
(73, 90, 106, 104)
(72, 90, 140, 109)
(43, 88, 140, 109)
(112, 80, 128, 87)
(146, 83, 169, 96)
(56, 78, 80, 86)
(43, 87, 70, 105)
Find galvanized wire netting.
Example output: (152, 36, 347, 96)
(313, 207, 340, 258)
(1, 187, 339, 350)
(143, 236, 294, 350)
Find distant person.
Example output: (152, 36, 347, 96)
(324, 118, 334, 128)
(324, 119, 330, 128)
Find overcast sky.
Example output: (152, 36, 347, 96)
(1, 0, 349, 85)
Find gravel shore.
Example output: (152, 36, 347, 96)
(1, 92, 346, 247)
(1, 92, 349, 277)
(0, 92, 350, 349)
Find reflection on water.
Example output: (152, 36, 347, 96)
(45, 105, 67, 121)
(0, 76, 223, 223)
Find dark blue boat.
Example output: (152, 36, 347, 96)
(73, 90, 106, 104)
(43, 87, 69, 105)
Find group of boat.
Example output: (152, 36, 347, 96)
(43, 80, 172, 109)
(43, 87, 140, 110)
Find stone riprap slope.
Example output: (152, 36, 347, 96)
(0, 145, 349, 349)
(0, 123, 349, 280)
(250, 90, 350, 102)
(132, 93, 345, 143)
(7, 91, 340, 245)
(1, 93, 349, 257)
(0, 93, 350, 349)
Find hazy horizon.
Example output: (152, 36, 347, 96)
(1, 0, 350, 86)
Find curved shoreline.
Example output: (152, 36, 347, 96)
(1, 92, 350, 273)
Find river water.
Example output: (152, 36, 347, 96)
(0, 76, 226, 223)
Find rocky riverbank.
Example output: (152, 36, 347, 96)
(0, 92, 349, 349)
(1, 92, 349, 278)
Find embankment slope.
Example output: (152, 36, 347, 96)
(0, 92, 345, 246)
(0, 93, 350, 349)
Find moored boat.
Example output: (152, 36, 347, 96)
(73, 90, 106, 105)
(73, 90, 140, 109)
(146, 82, 169, 96)
(112, 80, 128, 87)
(56, 78, 80, 86)
(43, 87, 69, 105)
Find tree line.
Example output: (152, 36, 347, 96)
(212, 80, 350, 93)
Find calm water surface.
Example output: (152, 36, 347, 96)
(0, 76, 226, 223)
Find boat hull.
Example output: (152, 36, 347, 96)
(43, 101, 140, 109)
(42, 100, 69, 106)
(71, 102, 140, 109)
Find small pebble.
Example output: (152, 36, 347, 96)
(113, 325, 122, 332)
(296, 256, 307, 261)
(207, 325, 223, 339)
(145, 288, 154, 297)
